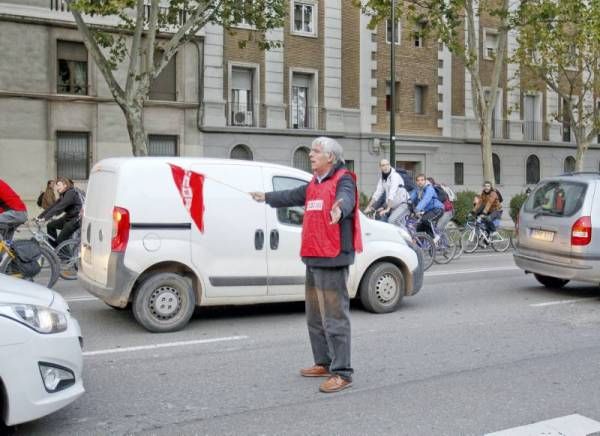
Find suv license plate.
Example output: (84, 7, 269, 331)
(531, 229, 555, 242)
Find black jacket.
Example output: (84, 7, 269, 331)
(265, 163, 357, 267)
(38, 188, 82, 221)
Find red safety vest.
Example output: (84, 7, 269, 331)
(300, 168, 363, 258)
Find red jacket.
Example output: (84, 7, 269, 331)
(0, 179, 26, 213)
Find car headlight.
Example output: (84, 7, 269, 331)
(0, 304, 68, 334)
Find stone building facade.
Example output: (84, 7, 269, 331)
(1, 0, 599, 211)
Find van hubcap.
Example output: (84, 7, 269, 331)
(375, 273, 397, 304)
(149, 286, 181, 319)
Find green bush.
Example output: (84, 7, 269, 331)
(359, 192, 370, 210)
(452, 190, 478, 226)
(509, 193, 528, 223)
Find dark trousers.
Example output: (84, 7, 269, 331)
(485, 210, 503, 233)
(417, 208, 444, 238)
(47, 217, 79, 247)
(305, 266, 353, 381)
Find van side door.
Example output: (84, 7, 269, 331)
(190, 163, 268, 298)
(263, 172, 309, 296)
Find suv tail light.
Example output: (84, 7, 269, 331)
(571, 216, 592, 246)
(111, 207, 130, 252)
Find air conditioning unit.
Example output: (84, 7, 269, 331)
(233, 111, 253, 126)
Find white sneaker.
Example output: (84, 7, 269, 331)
(433, 235, 440, 244)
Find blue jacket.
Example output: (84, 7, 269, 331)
(410, 184, 444, 213)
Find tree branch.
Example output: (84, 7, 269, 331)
(126, 0, 146, 98)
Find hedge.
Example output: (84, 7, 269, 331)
(452, 190, 479, 226)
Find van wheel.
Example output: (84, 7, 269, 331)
(534, 274, 569, 289)
(132, 273, 196, 332)
(359, 262, 405, 313)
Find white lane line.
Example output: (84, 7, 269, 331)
(529, 297, 595, 307)
(485, 413, 600, 435)
(426, 266, 519, 277)
(82, 335, 249, 357)
(66, 296, 99, 302)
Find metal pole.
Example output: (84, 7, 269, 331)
(389, 0, 396, 165)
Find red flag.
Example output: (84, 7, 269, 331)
(169, 164, 205, 232)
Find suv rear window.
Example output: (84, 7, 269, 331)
(524, 181, 587, 217)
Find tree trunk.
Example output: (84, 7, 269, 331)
(481, 123, 494, 185)
(122, 101, 148, 157)
(574, 138, 589, 172)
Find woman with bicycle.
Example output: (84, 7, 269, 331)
(37, 177, 82, 247)
(409, 174, 444, 242)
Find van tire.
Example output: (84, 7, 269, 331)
(359, 262, 404, 313)
(534, 274, 569, 289)
(132, 273, 196, 332)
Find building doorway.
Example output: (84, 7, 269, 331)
(396, 160, 421, 182)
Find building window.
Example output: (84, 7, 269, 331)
(415, 85, 427, 114)
(484, 29, 498, 59)
(413, 22, 424, 47)
(493, 153, 501, 185)
(291, 1, 316, 36)
(291, 72, 316, 129)
(385, 19, 400, 44)
(293, 147, 311, 172)
(526, 154, 540, 184)
(345, 159, 355, 172)
(57, 40, 88, 95)
(385, 81, 400, 112)
(148, 135, 177, 156)
(523, 94, 541, 141)
(230, 67, 255, 127)
(564, 156, 576, 173)
(454, 162, 464, 185)
(56, 132, 90, 180)
(230, 144, 253, 160)
(149, 52, 176, 101)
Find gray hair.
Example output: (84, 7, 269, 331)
(312, 136, 344, 164)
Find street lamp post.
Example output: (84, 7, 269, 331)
(389, 0, 396, 165)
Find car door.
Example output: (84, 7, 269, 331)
(190, 162, 268, 298)
(264, 171, 310, 296)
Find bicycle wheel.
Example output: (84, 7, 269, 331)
(491, 229, 511, 252)
(446, 227, 464, 260)
(460, 228, 480, 253)
(434, 232, 457, 264)
(415, 232, 435, 271)
(56, 238, 80, 280)
(0, 244, 60, 288)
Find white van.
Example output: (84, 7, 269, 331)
(78, 158, 423, 332)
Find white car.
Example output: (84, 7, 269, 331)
(0, 273, 84, 427)
(79, 157, 424, 333)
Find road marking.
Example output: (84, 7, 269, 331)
(485, 413, 600, 435)
(426, 266, 519, 277)
(529, 297, 595, 307)
(66, 295, 98, 302)
(82, 335, 249, 357)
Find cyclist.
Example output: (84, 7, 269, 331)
(470, 181, 503, 235)
(364, 159, 409, 226)
(37, 177, 82, 247)
(427, 177, 455, 232)
(0, 179, 28, 240)
(410, 174, 444, 241)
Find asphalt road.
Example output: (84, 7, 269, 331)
(13, 252, 600, 435)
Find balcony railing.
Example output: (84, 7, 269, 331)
(50, 0, 69, 12)
(289, 106, 319, 130)
(227, 102, 259, 127)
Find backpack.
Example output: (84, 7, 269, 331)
(494, 188, 503, 203)
(74, 187, 86, 206)
(442, 185, 457, 202)
(10, 239, 42, 277)
(396, 168, 417, 193)
(433, 184, 448, 202)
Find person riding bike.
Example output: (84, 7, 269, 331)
(37, 177, 82, 247)
(470, 181, 503, 235)
(0, 179, 28, 240)
(410, 174, 444, 241)
(364, 159, 409, 227)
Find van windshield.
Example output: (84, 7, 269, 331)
(524, 181, 587, 217)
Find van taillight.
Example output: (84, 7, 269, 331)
(571, 216, 592, 246)
(111, 207, 130, 252)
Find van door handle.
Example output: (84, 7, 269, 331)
(270, 229, 279, 250)
(255, 229, 264, 250)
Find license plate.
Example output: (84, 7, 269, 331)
(531, 229, 555, 242)
(82, 244, 91, 264)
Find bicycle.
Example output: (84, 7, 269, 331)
(29, 219, 81, 281)
(404, 213, 436, 270)
(0, 222, 60, 288)
(460, 216, 511, 253)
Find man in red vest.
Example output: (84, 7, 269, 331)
(251, 137, 362, 393)
(0, 179, 28, 240)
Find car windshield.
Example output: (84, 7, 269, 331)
(524, 180, 587, 217)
